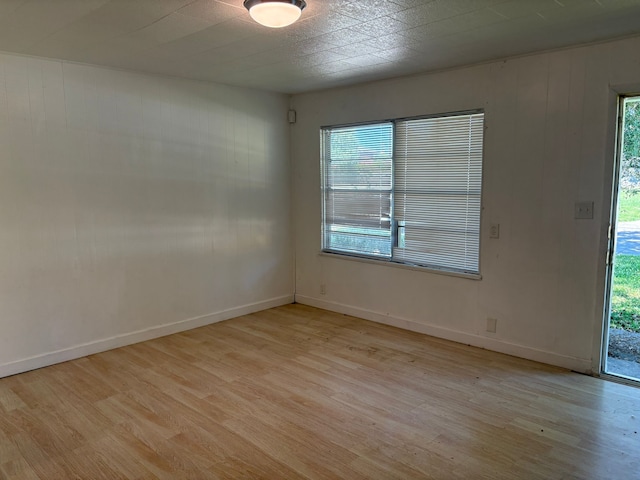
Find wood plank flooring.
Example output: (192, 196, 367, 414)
(0, 304, 639, 479)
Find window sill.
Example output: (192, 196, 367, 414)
(318, 251, 482, 280)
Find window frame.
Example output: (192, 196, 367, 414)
(320, 121, 395, 259)
(320, 109, 485, 279)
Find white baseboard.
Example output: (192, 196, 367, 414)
(295, 295, 592, 373)
(0, 295, 294, 379)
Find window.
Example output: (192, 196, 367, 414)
(321, 110, 484, 275)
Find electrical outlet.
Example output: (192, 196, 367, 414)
(320, 284, 326, 295)
(489, 224, 500, 239)
(574, 201, 594, 220)
(486, 317, 497, 333)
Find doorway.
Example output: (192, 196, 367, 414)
(604, 95, 640, 382)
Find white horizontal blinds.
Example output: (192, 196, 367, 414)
(394, 113, 484, 273)
(322, 123, 393, 257)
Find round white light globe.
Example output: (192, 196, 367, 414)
(249, 3, 302, 28)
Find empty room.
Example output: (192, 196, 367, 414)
(1, 0, 640, 478)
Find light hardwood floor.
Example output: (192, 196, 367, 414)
(0, 304, 638, 479)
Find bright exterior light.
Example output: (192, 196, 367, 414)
(243, 0, 307, 28)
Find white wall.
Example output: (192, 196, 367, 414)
(0, 53, 293, 377)
(292, 35, 640, 373)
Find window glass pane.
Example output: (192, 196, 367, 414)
(394, 113, 484, 274)
(322, 123, 393, 257)
(320, 112, 484, 275)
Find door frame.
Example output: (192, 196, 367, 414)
(599, 92, 640, 384)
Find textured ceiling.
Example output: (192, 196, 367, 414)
(0, 0, 640, 93)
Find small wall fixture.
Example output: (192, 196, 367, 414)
(243, 0, 307, 28)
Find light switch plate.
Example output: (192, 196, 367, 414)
(489, 224, 500, 239)
(574, 201, 594, 219)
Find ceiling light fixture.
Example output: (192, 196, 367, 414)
(243, 0, 307, 28)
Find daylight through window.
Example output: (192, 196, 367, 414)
(321, 110, 484, 275)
